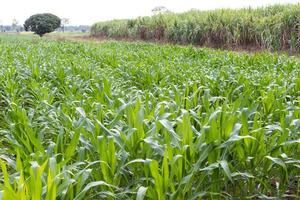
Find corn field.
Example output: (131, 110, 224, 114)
(0, 35, 300, 199)
(91, 4, 300, 52)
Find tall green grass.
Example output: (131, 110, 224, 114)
(91, 4, 300, 52)
(0, 36, 300, 199)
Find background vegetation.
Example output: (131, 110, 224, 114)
(0, 36, 299, 199)
(91, 4, 300, 52)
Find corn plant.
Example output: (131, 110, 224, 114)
(0, 35, 299, 199)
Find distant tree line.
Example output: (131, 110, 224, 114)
(0, 25, 24, 32)
(62, 25, 90, 33)
(0, 24, 90, 33)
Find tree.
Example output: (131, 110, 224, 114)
(61, 18, 70, 32)
(0, 20, 3, 32)
(12, 18, 19, 32)
(24, 13, 61, 37)
(151, 6, 170, 15)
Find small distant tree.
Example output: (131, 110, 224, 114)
(24, 13, 61, 37)
(12, 18, 19, 32)
(61, 18, 69, 32)
(0, 20, 3, 32)
(152, 6, 170, 15)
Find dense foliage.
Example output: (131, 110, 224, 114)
(91, 4, 300, 52)
(0, 36, 300, 199)
(24, 13, 61, 37)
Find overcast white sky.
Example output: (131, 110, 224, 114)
(0, 0, 299, 25)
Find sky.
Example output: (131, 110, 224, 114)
(0, 0, 299, 25)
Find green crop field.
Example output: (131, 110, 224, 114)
(0, 35, 300, 199)
(91, 4, 300, 53)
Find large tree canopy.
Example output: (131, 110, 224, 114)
(24, 13, 61, 37)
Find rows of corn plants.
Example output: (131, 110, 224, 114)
(91, 4, 300, 52)
(0, 35, 300, 199)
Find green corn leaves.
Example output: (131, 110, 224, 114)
(0, 35, 299, 199)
